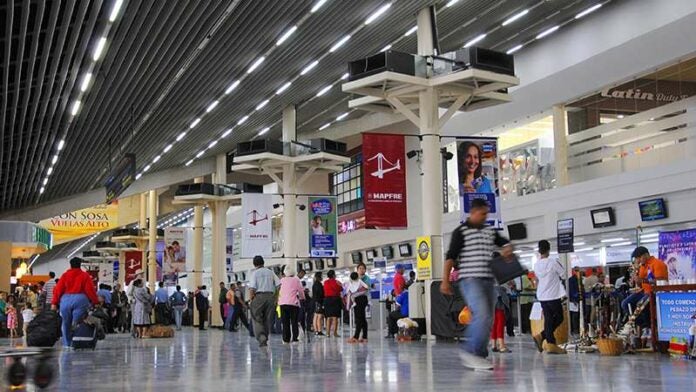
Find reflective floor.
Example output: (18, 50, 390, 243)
(2, 328, 695, 391)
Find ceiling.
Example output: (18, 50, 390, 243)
(1, 0, 615, 214)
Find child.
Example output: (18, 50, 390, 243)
(6, 295, 18, 339)
(22, 303, 35, 338)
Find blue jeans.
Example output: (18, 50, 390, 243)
(173, 306, 185, 329)
(224, 307, 236, 331)
(621, 291, 649, 326)
(458, 278, 496, 358)
(59, 294, 91, 347)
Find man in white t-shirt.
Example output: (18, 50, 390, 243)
(533, 240, 567, 354)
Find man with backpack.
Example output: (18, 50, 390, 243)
(169, 286, 187, 331)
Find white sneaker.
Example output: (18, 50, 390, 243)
(459, 351, 493, 370)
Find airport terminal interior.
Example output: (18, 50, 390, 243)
(1, 0, 696, 390)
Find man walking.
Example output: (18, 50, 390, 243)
(195, 286, 210, 330)
(533, 240, 567, 354)
(154, 282, 169, 325)
(441, 198, 512, 370)
(51, 257, 100, 347)
(218, 282, 228, 328)
(42, 272, 57, 311)
(248, 255, 280, 348)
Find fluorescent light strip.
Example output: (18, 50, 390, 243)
(152, 155, 161, 163)
(237, 115, 249, 125)
(208, 140, 218, 149)
(329, 35, 351, 52)
(255, 99, 270, 111)
(464, 33, 486, 48)
(310, 0, 327, 13)
(641, 233, 660, 239)
(92, 37, 107, 61)
(163, 144, 173, 153)
(336, 112, 349, 121)
(39, 187, 45, 194)
(258, 127, 270, 136)
(176, 132, 187, 141)
(190, 118, 201, 128)
(47, 167, 53, 175)
(574, 247, 594, 252)
(575, 4, 602, 19)
(600, 238, 625, 243)
(276, 81, 292, 95)
(404, 26, 417, 36)
(316, 85, 333, 97)
(319, 123, 331, 130)
(610, 241, 633, 247)
(109, 0, 124, 22)
(42, 178, 48, 186)
(536, 25, 559, 40)
(196, 151, 205, 158)
(301, 60, 319, 75)
(206, 101, 219, 113)
(506, 44, 523, 54)
(57, 139, 65, 151)
(641, 238, 659, 243)
(246, 56, 265, 73)
(381, 44, 392, 52)
(80, 73, 92, 92)
(221, 128, 233, 138)
(341, 72, 349, 80)
(70, 100, 81, 116)
(364, 3, 391, 25)
(445, 0, 460, 8)
(225, 80, 240, 94)
(573, 242, 586, 247)
(143, 164, 151, 172)
(502, 9, 529, 26)
(276, 25, 298, 46)
(51, 155, 58, 165)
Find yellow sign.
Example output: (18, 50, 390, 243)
(416, 235, 432, 280)
(39, 202, 119, 245)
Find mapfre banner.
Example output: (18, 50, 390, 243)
(241, 194, 273, 258)
(362, 133, 407, 229)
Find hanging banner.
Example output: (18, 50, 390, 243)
(98, 262, 115, 286)
(416, 236, 432, 281)
(362, 133, 407, 229)
(658, 229, 696, 281)
(242, 193, 273, 258)
(164, 228, 187, 274)
(124, 251, 143, 285)
(308, 196, 338, 258)
(39, 202, 119, 245)
(457, 138, 502, 228)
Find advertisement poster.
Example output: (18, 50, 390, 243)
(124, 251, 143, 285)
(226, 228, 234, 275)
(362, 133, 407, 229)
(98, 262, 115, 286)
(457, 138, 501, 228)
(656, 292, 696, 341)
(416, 236, 432, 281)
(39, 202, 119, 245)
(658, 229, 696, 280)
(164, 228, 187, 273)
(242, 193, 273, 258)
(308, 196, 338, 258)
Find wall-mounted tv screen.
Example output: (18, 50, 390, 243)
(398, 243, 412, 257)
(381, 245, 394, 260)
(327, 259, 337, 269)
(365, 249, 377, 260)
(314, 259, 325, 270)
(639, 198, 667, 221)
(591, 207, 615, 228)
(351, 252, 363, 264)
(303, 261, 313, 272)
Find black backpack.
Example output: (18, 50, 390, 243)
(27, 311, 62, 347)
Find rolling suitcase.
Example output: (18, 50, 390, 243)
(72, 322, 97, 350)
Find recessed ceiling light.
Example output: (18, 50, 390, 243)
(610, 241, 633, 247)
(502, 9, 529, 26)
(206, 101, 219, 113)
(109, 0, 124, 21)
(57, 139, 65, 151)
(80, 73, 92, 92)
(446, 0, 460, 8)
(329, 35, 351, 52)
(311, 0, 327, 13)
(364, 3, 391, 25)
(247, 56, 265, 73)
(574, 242, 586, 246)
(316, 85, 333, 97)
(92, 37, 107, 61)
(47, 167, 53, 175)
(143, 164, 151, 172)
(641, 233, 660, 239)
(190, 118, 201, 129)
(506, 44, 523, 54)
(600, 238, 625, 243)
(341, 72, 350, 80)
(135, 173, 142, 180)
(319, 123, 331, 130)
(381, 44, 392, 52)
(208, 140, 218, 149)
(225, 80, 240, 95)
(574, 247, 594, 252)
(176, 132, 187, 141)
(163, 144, 173, 153)
(404, 26, 417, 36)
(51, 154, 58, 165)
(336, 112, 349, 121)
(536, 25, 560, 39)
(301, 60, 319, 75)
(276, 25, 298, 46)
(39, 187, 45, 194)
(258, 127, 270, 136)
(237, 115, 249, 125)
(70, 100, 81, 116)
(221, 128, 233, 138)
(196, 151, 205, 158)
(575, 4, 602, 19)
(42, 178, 48, 186)
(464, 33, 486, 48)
(276, 82, 292, 95)
(255, 99, 270, 111)
(185, 160, 193, 167)
(152, 155, 161, 163)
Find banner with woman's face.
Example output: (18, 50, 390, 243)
(457, 138, 501, 227)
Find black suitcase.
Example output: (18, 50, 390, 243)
(27, 311, 62, 347)
(72, 322, 97, 350)
(491, 254, 527, 284)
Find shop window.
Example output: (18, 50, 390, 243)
(331, 154, 363, 216)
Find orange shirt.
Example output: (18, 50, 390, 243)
(638, 256, 668, 294)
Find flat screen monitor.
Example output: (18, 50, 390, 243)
(398, 243, 412, 257)
(365, 249, 377, 260)
(639, 198, 667, 221)
(314, 259, 325, 270)
(591, 207, 615, 228)
(351, 252, 363, 264)
(303, 261, 313, 272)
(507, 223, 527, 240)
(381, 246, 394, 260)
(327, 259, 337, 269)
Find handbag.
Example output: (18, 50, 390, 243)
(490, 254, 527, 284)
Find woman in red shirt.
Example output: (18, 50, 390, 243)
(323, 270, 343, 338)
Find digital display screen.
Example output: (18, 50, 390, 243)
(104, 153, 136, 204)
(639, 198, 667, 221)
(366, 250, 376, 260)
(591, 207, 615, 228)
(398, 243, 412, 257)
(381, 246, 393, 259)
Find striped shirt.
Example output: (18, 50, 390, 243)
(446, 222, 509, 280)
(43, 279, 57, 305)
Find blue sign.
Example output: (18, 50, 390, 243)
(310, 199, 333, 215)
(462, 192, 497, 213)
(655, 291, 696, 341)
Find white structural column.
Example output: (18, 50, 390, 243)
(553, 105, 570, 187)
(210, 155, 228, 327)
(147, 190, 157, 291)
(192, 177, 204, 326)
(282, 106, 297, 268)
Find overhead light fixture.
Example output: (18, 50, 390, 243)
(464, 33, 486, 48)
(316, 85, 333, 97)
(502, 9, 529, 26)
(221, 128, 233, 138)
(380, 44, 392, 52)
(255, 99, 270, 111)
(600, 237, 625, 243)
(341, 73, 350, 81)
(176, 131, 187, 141)
(329, 35, 351, 52)
(276, 81, 292, 95)
(92, 37, 107, 62)
(506, 44, 523, 54)
(206, 101, 219, 113)
(276, 25, 298, 46)
(404, 26, 417, 36)
(365, 3, 391, 25)
(196, 151, 205, 158)
(39, 187, 45, 194)
(109, 0, 124, 22)
(185, 159, 193, 166)
(336, 112, 349, 121)
(57, 139, 65, 151)
(258, 127, 270, 136)
(190, 118, 201, 128)
(208, 140, 218, 149)
(80, 73, 92, 92)
(237, 115, 249, 125)
(163, 144, 173, 153)
(247, 56, 265, 73)
(70, 100, 81, 116)
(225, 80, 240, 94)
(641, 232, 660, 239)
(641, 238, 659, 244)
(51, 154, 58, 165)
(319, 123, 331, 130)
(310, 0, 327, 13)
(143, 164, 151, 172)
(536, 25, 560, 40)
(152, 155, 161, 163)
(574, 247, 594, 252)
(135, 173, 142, 180)
(573, 242, 586, 247)
(300, 60, 319, 75)
(576, 4, 602, 19)
(610, 241, 633, 247)
(42, 178, 48, 186)
(47, 167, 53, 175)
(446, 0, 460, 7)
(617, 114, 625, 119)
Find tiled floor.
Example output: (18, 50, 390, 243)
(1, 328, 695, 391)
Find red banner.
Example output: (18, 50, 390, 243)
(124, 251, 143, 285)
(362, 133, 407, 229)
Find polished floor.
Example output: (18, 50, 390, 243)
(1, 327, 695, 391)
